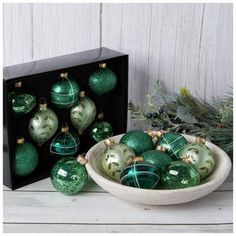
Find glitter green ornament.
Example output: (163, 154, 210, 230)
(50, 72, 80, 109)
(29, 98, 59, 146)
(102, 139, 135, 181)
(119, 130, 154, 156)
(8, 81, 36, 117)
(161, 161, 200, 189)
(70, 91, 97, 135)
(88, 63, 117, 95)
(14, 137, 38, 176)
(50, 155, 88, 195)
(90, 112, 113, 143)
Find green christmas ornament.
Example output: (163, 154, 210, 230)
(179, 138, 215, 179)
(8, 81, 36, 117)
(14, 137, 38, 176)
(50, 155, 88, 195)
(50, 72, 80, 109)
(50, 123, 80, 157)
(102, 139, 135, 181)
(90, 112, 113, 143)
(155, 132, 188, 160)
(119, 130, 154, 156)
(120, 159, 160, 189)
(88, 63, 117, 95)
(70, 91, 96, 135)
(29, 98, 59, 146)
(161, 161, 200, 189)
(141, 150, 172, 173)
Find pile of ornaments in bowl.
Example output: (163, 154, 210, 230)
(101, 130, 215, 190)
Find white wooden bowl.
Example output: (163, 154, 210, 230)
(85, 134, 232, 205)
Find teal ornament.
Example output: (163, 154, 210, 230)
(90, 112, 113, 143)
(161, 161, 200, 189)
(50, 72, 80, 109)
(8, 81, 36, 117)
(102, 139, 135, 181)
(29, 98, 59, 146)
(70, 91, 96, 135)
(179, 141, 215, 179)
(50, 156, 88, 195)
(120, 161, 160, 189)
(88, 63, 117, 95)
(50, 124, 80, 157)
(14, 138, 38, 176)
(141, 150, 172, 173)
(120, 130, 154, 156)
(155, 132, 188, 160)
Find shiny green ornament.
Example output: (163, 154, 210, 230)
(50, 72, 80, 109)
(88, 63, 117, 95)
(29, 99, 59, 146)
(161, 161, 200, 189)
(102, 139, 135, 181)
(120, 130, 154, 156)
(50, 156, 88, 195)
(90, 112, 113, 143)
(50, 124, 80, 157)
(141, 150, 172, 173)
(120, 161, 160, 189)
(8, 81, 36, 117)
(155, 132, 188, 160)
(70, 91, 96, 135)
(179, 140, 215, 179)
(14, 138, 38, 176)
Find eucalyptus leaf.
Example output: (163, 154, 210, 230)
(176, 106, 198, 124)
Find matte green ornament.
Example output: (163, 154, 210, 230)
(90, 112, 113, 143)
(102, 139, 135, 181)
(179, 142, 215, 179)
(50, 124, 80, 157)
(70, 91, 96, 135)
(88, 63, 117, 95)
(29, 98, 59, 146)
(14, 138, 38, 176)
(50, 156, 88, 195)
(120, 161, 160, 189)
(155, 132, 188, 160)
(119, 130, 154, 156)
(141, 150, 172, 173)
(50, 72, 80, 109)
(8, 81, 36, 117)
(161, 161, 200, 189)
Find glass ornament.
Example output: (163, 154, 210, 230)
(50, 155, 88, 195)
(70, 91, 96, 135)
(90, 112, 113, 143)
(50, 72, 80, 109)
(88, 63, 117, 95)
(14, 137, 38, 176)
(119, 130, 154, 156)
(161, 161, 200, 189)
(102, 139, 135, 181)
(50, 123, 80, 157)
(8, 81, 36, 117)
(29, 98, 59, 146)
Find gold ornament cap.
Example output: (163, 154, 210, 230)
(39, 97, 47, 109)
(181, 155, 193, 164)
(99, 63, 107, 68)
(15, 81, 22, 88)
(196, 137, 206, 144)
(17, 137, 25, 144)
(59, 72, 68, 78)
(76, 154, 88, 165)
(61, 124, 69, 133)
(80, 91, 85, 98)
(147, 129, 166, 139)
(156, 145, 167, 152)
(133, 156, 144, 163)
(104, 138, 115, 147)
(98, 112, 104, 120)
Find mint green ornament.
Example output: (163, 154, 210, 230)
(14, 138, 38, 176)
(50, 156, 88, 195)
(120, 130, 154, 156)
(70, 91, 96, 135)
(29, 98, 59, 146)
(88, 63, 117, 95)
(50, 72, 80, 109)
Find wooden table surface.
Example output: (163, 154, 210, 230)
(3, 172, 233, 233)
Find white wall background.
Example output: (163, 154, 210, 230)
(3, 3, 233, 127)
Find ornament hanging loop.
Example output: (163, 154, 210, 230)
(76, 154, 88, 165)
(60, 72, 68, 79)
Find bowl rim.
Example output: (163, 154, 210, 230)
(85, 133, 232, 193)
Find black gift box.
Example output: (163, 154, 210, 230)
(3, 47, 128, 190)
